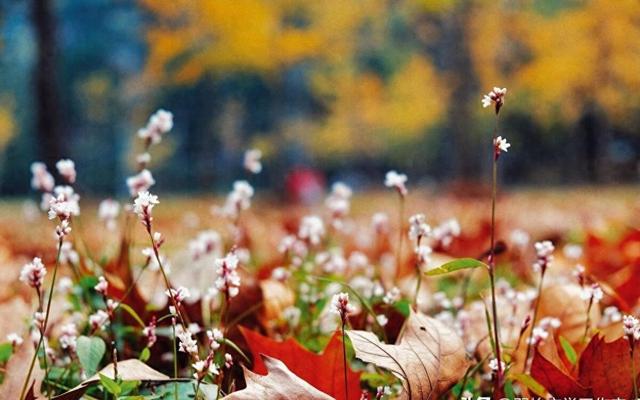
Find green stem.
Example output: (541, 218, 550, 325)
(396, 195, 405, 274)
(20, 237, 63, 400)
(488, 114, 504, 393)
(582, 297, 594, 344)
(524, 270, 545, 372)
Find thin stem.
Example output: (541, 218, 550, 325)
(172, 321, 178, 400)
(396, 195, 405, 274)
(488, 114, 504, 392)
(582, 297, 594, 344)
(413, 265, 421, 309)
(632, 343, 639, 400)
(216, 293, 230, 400)
(341, 323, 349, 400)
(20, 237, 64, 400)
(524, 270, 545, 372)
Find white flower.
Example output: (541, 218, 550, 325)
(207, 329, 224, 350)
(488, 357, 505, 372)
(133, 191, 159, 226)
(59, 323, 78, 351)
(533, 240, 554, 273)
(432, 218, 461, 248)
(7, 333, 23, 347)
(55, 159, 76, 184)
(415, 244, 432, 266)
(165, 287, 191, 304)
(216, 181, 254, 219)
(20, 257, 47, 289)
(48, 187, 80, 221)
(57, 277, 74, 294)
(89, 310, 110, 331)
(482, 87, 507, 112)
(176, 327, 198, 356)
(126, 169, 156, 197)
(98, 199, 120, 231)
(298, 215, 325, 246)
(60, 241, 79, 264)
(138, 109, 173, 145)
(580, 283, 603, 303)
(30, 162, 55, 192)
(563, 244, 583, 260)
(94, 276, 108, 295)
(493, 136, 511, 155)
(372, 212, 389, 234)
(376, 314, 389, 327)
(408, 214, 431, 242)
(325, 182, 352, 226)
(330, 292, 355, 321)
(215, 252, 241, 298)
(244, 149, 262, 174)
(136, 152, 151, 166)
(383, 287, 400, 305)
(624, 315, 639, 335)
(510, 229, 530, 248)
(384, 171, 408, 196)
(189, 230, 222, 260)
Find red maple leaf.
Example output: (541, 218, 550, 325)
(239, 327, 362, 400)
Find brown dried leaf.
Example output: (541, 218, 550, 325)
(224, 355, 334, 400)
(346, 311, 468, 399)
(53, 359, 172, 400)
(0, 342, 44, 399)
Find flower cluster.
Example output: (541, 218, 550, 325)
(215, 251, 241, 298)
(298, 215, 325, 246)
(133, 191, 159, 229)
(31, 162, 55, 192)
(384, 170, 408, 196)
(325, 182, 352, 230)
(493, 136, 511, 159)
(19, 257, 47, 290)
(189, 230, 222, 260)
(532, 240, 554, 274)
(215, 181, 254, 220)
(94, 276, 108, 295)
(138, 109, 173, 146)
(142, 316, 157, 348)
(330, 292, 355, 324)
(482, 87, 507, 114)
(127, 169, 156, 197)
(165, 286, 191, 305)
(98, 199, 120, 231)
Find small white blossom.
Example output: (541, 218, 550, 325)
(215, 252, 241, 298)
(7, 333, 23, 347)
(493, 136, 511, 157)
(98, 199, 120, 231)
(383, 287, 400, 305)
(55, 159, 76, 184)
(165, 287, 191, 304)
(408, 214, 431, 243)
(432, 219, 461, 248)
(533, 240, 555, 273)
(20, 257, 47, 289)
(482, 87, 507, 113)
(133, 191, 159, 227)
(384, 171, 408, 196)
(176, 327, 198, 356)
(126, 169, 156, 197)
(488, 357, 505, 372)
(298, 215, 325, 246)
(207, 328, 224, 350)
(30, 162, 55, 192)
(244, 149, 262, 174)
(94, 276, 108, 295)
(89, 310, 110, 331)
(59, 323, 78, 352)
(60, 241, 79, 265)
(138, 109, 173, 145)
(330, 292, 355, 322)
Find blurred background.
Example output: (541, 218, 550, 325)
(0, 0, 639, 197)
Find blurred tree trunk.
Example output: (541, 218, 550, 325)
(442, 3, 481, 183)
(32, 0, 64, 167)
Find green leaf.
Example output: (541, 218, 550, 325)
(76, 336, 106, 377)
(119, 380, 140, 395)
(139, 347, 150, 362)
(118, 303, 146, 328)
(99, 373, 121, 395)
(425, 258, 488, 276)
(559, 335, 577, 365)
(512, 373, 547, 397)
(393, 299, 411, 317)
(0, 343, 13, 363)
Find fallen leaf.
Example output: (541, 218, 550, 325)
(0, 342, 44, 399)
(224, 355, 334, 400)
(53, 358, 173, 400)
(346, 310, 468, 399)
(240, 327, 361, 400)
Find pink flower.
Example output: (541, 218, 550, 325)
(215, 252, 241, 298)
(330, 292, 355, 323)
(55, 159, 76, 184)
(138, 109, 173, 145)
(20, 257, 47, 289)
(493, 136, 511, 159)
(126, 169, 156, 197)
(30, 162, 55, 192)
(89, 310, 110, 331)
(7, 333, 23, 348)
(143, 316, 157, 348)
(94, 276, 108, 295)
(165, 286, 191, 304)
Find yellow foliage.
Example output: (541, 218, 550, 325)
(0, 98, 16, 151)
(469, 0, 640, 123)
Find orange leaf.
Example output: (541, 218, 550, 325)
(239, 327, 361, 400)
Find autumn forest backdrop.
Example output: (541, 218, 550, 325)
(0, 0, 639, 196)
